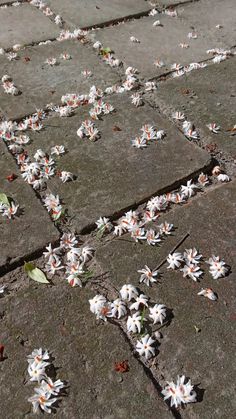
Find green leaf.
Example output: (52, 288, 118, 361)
(100, 47, 111, 56)
(24, 262, 49, 284)
(96, 225, 105, 239)
(0, 193, 10, 207)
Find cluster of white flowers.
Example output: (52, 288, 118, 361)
(95, 173, 211, 241)
(1, 75, 20, 96)
(77, 119, 100, 141)
(206, 48, 235, 64)
(2, 120, 71, 189)
(43, 233, 94, 286)
(162, 375, 197, 408)
(131, 124, 165, 149)
(93, 41, 120, 68)
(27, 348, 65, 414)
(45, 52, 73, 67)
(172, 61, 207, 79)
(212, 165, 231, 183)
(131, 92, 143, 107)
(89, 99, 114, 120)
(0, 1, 21, 9)
(30, 0, 63, 26)
(56, 27, 88, 42)
(89, 282, 168, 360)
(0, 200, 19, 219)
(43, 193, 63, 221)
(167, 248, 228, 297)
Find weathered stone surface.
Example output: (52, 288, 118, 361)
(146, 57, 236, 158)
(0, 281, 171, 418)
(0, 4, 59, 49)
(46, 0, 150, 29)
(0, 39, 120, 120)
(93, 0, 236, 79)
(0, 142, 59, 272)
(27, 94, 211, 232)
(96, 181, 236, 418)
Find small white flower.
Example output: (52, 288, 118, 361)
(153, 20, 161, 27)
(89, 294, 107, 317)
(167, 252, 183, 269)
(127, 312, 143, 334)
(181, 263, 203, 281)
(109, 299, 127, 319)
(162, 375, 197, 408)
(0, 285, 7, 295)
(207, 255, 228, 279)
(45, 57, 57, 66)
(129, 294, 149, 311)
(181, 180, 197, 197)
(197, 288, 217, 301)
(28, 388, 57, 414)
(172, 111, 185, 120)
(130, 36, 140, 43)
(120, 284, 139, 301)
(149, 304, 166, 324)
(207, 123, 220, 133)
(51, 145, 65, 155)
(138, 266, 158, 287)
(131, 136, 147, 149)
(136, 334, 155, 359)
(145, 81, 156, 91)
(217, 174, 230, 182)
(40, 377, 65, 396)
(188, 32, 198, 39)
(28, 361, 48, 382)
(96, 216, 113, 232)
(183, 248, 202, 265)
(131, 93, 143, 107)
(198, 173, 209, 186)
(59, 171, 73, 183)
(145, 229, 161, 246)
(159, 221, 173, 235)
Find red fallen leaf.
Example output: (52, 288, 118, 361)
(23, 56, 31, 62)
(0, 344, 4, 361)
(113, 125, 122, 132)
(114, 360, 129, 373)
(6, 173, 17, 182)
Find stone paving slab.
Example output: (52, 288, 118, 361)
(0, 39, 120, 120)
(27, 94, 211, 232)
(0, 281, 172, 418)
(93, 0, 236, 80)
(46, 0, 151, 29)
(96, 181, 236, 418)
(0, 3, 59, 50)
(0, 141, 59, 272)
(146, 57, 236, 158)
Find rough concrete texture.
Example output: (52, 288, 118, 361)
(96, 181, 236, 418)
(0, 4, 59, 49)
(0, 141, 59, 272)
(0, 39, 120, 120)
(46, 0, 151, 29)
(26, 93, 211, 232)
(0, 280, 171, 418)
(93, 0, 236, 80)
(146, 57, 236, 158)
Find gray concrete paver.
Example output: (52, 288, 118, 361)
(46, 0, 151, 29)
(0, 39, 120, 120)
(0, 282, 172, 418)
(146, 57, 236, 158)
(93, 0, 236, 80)
(0, 141, 59, 272)
(96, 181, 236, 418)
(0, 3, 59, 49)
(26, 93, 211, 232)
